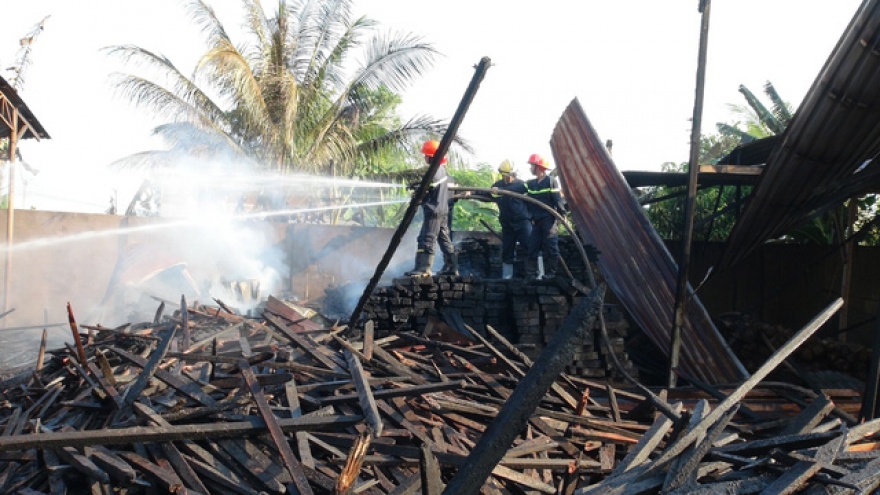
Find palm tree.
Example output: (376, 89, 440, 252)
(716, 81, 793, 144)
(107, 0, 466, 192)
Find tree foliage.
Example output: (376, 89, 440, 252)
(108, 0, 473, 217)
(643, 81, 880, 245)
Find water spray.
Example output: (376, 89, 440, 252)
(0, 198, 409, 255)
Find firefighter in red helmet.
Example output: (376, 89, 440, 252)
(524, 153, 565, 279)
(405, 140, 458, 277)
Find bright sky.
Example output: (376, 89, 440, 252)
(1, 0, 864, 213)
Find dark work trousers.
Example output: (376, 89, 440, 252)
(500, 218, 532, 264)
(417, 210, 454, 256)
(528, 216, 559, 263)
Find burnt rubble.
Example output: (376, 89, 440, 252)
(0, 286, 874, 494)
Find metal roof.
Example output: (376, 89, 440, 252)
(551, 99, 748, 385)
(0, 75, 50, 141)
(720, 0, 880, 270)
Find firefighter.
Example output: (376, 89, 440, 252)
(405, 140, 458, 277)
(525, 153, 565, 279)
(491, 160, 531, 279)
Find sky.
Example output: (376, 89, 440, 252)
(0, 0, 866, 214)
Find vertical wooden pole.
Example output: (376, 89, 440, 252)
(3, 113, 18, 326)
(670, 0, 712, 387)
(839, 199, 858, 341)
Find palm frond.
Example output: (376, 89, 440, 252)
(105, 45, 228, 127)
(763, 81, 792, 128)
(715, 123, 755, 144)
(350, 32, 438, 94)
(183, 0, 231, 51)
(738, 84, 784, 135)
(109, 150, 179, 171)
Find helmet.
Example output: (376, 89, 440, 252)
(528, 153, 548, 169)
(421, 140, 440, 157)
(421, 139, 447, 164)
(498, 160, 513, 174)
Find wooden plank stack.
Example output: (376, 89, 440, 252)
(354, 275, 635, 381)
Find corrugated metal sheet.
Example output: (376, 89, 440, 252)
(721, 0, 880, 270)
(550, 99, 748, 384)
(0, 75, 50, 140)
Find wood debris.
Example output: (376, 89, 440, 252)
(0, 290, 873, 494)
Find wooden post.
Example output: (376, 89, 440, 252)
(670, 0, 712, 387)
(3, 113, 18, 326)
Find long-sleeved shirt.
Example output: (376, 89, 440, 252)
(422, 166, 450, 216)
(525, 175, 564, 220)
(491, 178, 531, 223)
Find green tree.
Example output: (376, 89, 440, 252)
(108, 0, 469, 215)
(644, 81, 879, 245)
(448, 162, 501, 232)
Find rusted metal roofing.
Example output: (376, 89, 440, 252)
(720, 0, 880, 270)
(551, 99, 748, 385)
(0, 75, 49, 141)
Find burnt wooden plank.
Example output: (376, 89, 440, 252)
(442, 285, 605, 495)
(779, 393, 836, 436)
(363, 320, 375, 361)
(119, 323, 176, 406)
(118, 451, 185, 493)
(829, 456, 880, 493)
(216, 438, 289, 493)
(761, 460, 822, 495)
(183, 453, 262, 495)
(285, 376, 315, 469)
(265, 313, 343, 372)
(645, 299, 844, 473)
(457, 316, 579, 411)
(612, 401, 682, 475)
(239, 359, 315, 495)
(343, 348, 383, 437)
(0, 414, 362, 451)
(110, 347, 217, 408)
(419, 441, 444, 495)
(711, 431, 841, 458)
(663, 404, 739, 492)
(86, 445, 138, 486)
(318, 380, 467, 407)
(336, 429, 372, 495)
(54, 445, 110, 484)
(493, 463, 557, 494)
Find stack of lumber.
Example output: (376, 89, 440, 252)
(0, 293, 873, 494)
(352, 275, 636, 381)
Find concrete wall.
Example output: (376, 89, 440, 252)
(2, 210, 877, 367)
(0, 210, 486, 365)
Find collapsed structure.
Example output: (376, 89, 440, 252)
(4, 2, 880, 494)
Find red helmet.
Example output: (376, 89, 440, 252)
(528, 153, 548, 169)
(422, 140, 440, 157)
(421, 140, 447, 164)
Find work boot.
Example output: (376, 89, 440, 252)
(542, 258, 558, 280)
(501, 263, 514, 280)
(405, 252, 434, 278)
(438, 252, 458, 276)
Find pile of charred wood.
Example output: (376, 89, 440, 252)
(0, 287, 876, 494)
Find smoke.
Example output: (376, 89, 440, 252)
(0, 149, 414, 372)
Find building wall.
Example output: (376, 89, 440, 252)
(1, 210, 877, 366)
